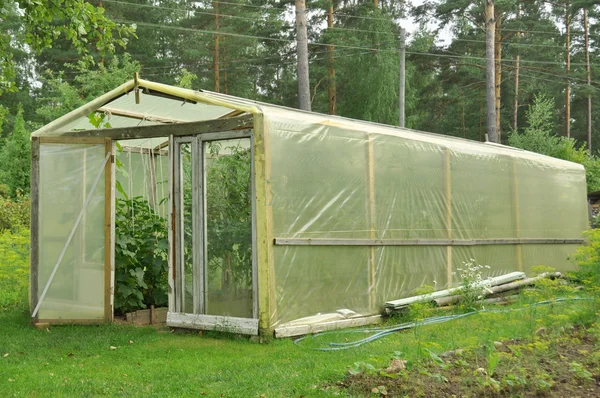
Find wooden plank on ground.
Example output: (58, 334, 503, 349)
(274, 315, 382, 338)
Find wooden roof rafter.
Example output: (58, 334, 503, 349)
(97, 106, 187, 124)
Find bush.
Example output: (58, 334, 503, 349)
(508, 93, 600, 192)
(0, 193, 30, 232)
(114, 196, 168, 314)
(0, 228, 30, 310)
(572, 229, 600, 289)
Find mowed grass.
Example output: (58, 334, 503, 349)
(1, 230, 598, 397)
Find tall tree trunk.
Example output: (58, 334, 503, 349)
(223, 37, 228, 95)
(585, 8, 592, 152)
(513, 2, 520, 131)
(399, 28, 406, 127)
(296, 0, 311, 111)
(565, 2, 571, 138)
(327, 2, 336, 115)
(485, 0, 498, 143)
(494, 13, 502, 141)
(213, 0, 220, 93)
(479, 87, 484, 142)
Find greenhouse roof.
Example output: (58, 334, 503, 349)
(31, 78, 584, 171)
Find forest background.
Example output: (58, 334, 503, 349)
(2, 0, 600, 200)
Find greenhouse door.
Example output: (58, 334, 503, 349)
(167, 133, 258, 335)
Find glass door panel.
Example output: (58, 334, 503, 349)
(204, 138, 253, 318)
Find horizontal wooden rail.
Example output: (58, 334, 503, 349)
(57, 114, 253, 140)
(273, 238, 585, 246)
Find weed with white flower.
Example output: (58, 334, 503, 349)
(454, 259, 493, 311)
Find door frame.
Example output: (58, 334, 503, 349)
(168, 129, 258, 335)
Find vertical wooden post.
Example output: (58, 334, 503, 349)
(445, 148, 453, 287)
(134, 72, 140, 105)
(30, 137, 40, 323)
(512, 158, 523, 271)
(366, 135, 377, 311)
(104, 138, 114, 322)
(168, 135, 176, 313)
(254, 113, 275, 338)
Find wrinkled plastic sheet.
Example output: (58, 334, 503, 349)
(264, 107, 588, 326)
(38, 144, 106, 319)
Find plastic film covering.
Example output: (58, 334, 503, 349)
(38, 144, 106, 320)
(52, 91, 234, 134)
(115, 143, 169, 220)
(264, 107, 589, 327)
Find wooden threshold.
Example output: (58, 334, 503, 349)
(166, 313, 259, 335)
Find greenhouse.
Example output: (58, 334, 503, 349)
(30, 78, 589, 337)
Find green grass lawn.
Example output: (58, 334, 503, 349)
(1, 229, 599, 397)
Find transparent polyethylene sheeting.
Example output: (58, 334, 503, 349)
(38, 144, 106, 319)
(264, 108, 589, 326)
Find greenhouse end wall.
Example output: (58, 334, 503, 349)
(264, 108, 589, 327)
(35, 143, 107, 320)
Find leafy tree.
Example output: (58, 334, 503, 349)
(36, 55, 140, 125)
(0, 0, 135, 95)
(0, 106, 30, 198)
(509, 93, 600, 192)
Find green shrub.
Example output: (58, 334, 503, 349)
(0, 228, 29, 310)
(0, 193, 30, 232)
(572, 229, 600, 289)
(114, 196, 168, 314)
(508, 93, 600, 192)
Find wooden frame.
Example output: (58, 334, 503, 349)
(59, 115, 253, 139)
(365, 135, 377, 311)
(39, 137, 106, 144)
(31, 146, 111, 323)
(273, 238, 585, 246)
(104, 139, 114, 322)
(169, 130, 257, 333)
(98, 106, 186, 124)
(444, 148, 453, 287)
(167, 313, 259, 335)
(30, 137, 40, 323)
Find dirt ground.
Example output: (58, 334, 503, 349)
(339, 325, 600, 397)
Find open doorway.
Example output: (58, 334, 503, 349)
(112, 138, 170, 322)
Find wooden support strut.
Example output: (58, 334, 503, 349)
(58, 115, 254, 139)
(30, 137, 40, 322)
(273, 238, 585, 246)
(444, 148, 452, 287)
(104, 138, 114, 322)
